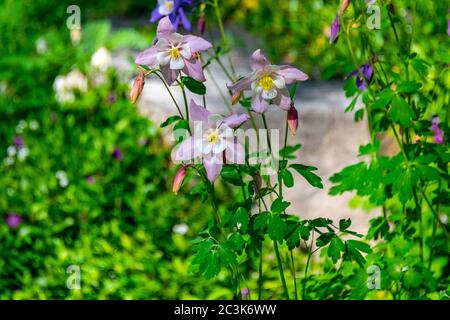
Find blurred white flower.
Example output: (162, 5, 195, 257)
(401, 266, 409, 272)
(17, 147, 29, 161)
(16, 120, 27, 133)
(56, 170, 69, 188)
(0, 81, 7, 94)
(4, 157, 14, 166)
(172, 223, 189, 235)
(7, 146, 16, 157)
(91, 47, 112, 72)
(440, 214, 448, 224)
(35, 37, 48, 55)
(53, 69, 87, 104)
(29, 120, 40, 131)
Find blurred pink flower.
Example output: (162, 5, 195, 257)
(6, 213, 22, 228)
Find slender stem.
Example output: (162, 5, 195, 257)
(274, 241, 290, 300)
(153, 71, 183, 118)
(290, 250, 298, 300)
(302, 232, 314, 300)
(258, 241, 263, 300)
(177, 80, 190, 123)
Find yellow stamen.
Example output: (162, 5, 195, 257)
(170, 47, 181, 59)
(164, 1, 174, 11)
(259, 75, 274, 91)
(205, 129, 220, 145)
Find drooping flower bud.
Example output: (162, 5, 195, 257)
(130, 71, 145, 104)
(231, 90, 242, 105)
(330, 13, 341, 44)
(253, 172, 262, 194)
(287, 104, 299, 136)
(173, 164, 190, 194)
(341, 0, 350, 13)
(197, 15, 206, 34)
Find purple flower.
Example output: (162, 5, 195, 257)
(241, 288, 250, 299)
(448, 19, 450, 37)
(174, 100, 249, 182)
(227, 49, 308, 113)
(6, 213, 22, 228)
(150, 0, 197, 32)
(87, 176, 95, 184)
(14, 135, 24, 148)
(136, 17, 212, 85)
(348, 63, 374, 90)
(330, 13, 340, 44)
(431, 116, 444, 144)
(112, 148, 124, 161)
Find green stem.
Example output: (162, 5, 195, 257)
(258, 241, 263, 300)
(153, 71, 183, 118)
(274, 241, 290, 300)
(290, 250, 298, 300)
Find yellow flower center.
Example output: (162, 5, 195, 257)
(205, 129, 220, 145)
(170, 47, 181, 59)
(164, 1, 174, 12)
(259, 75, 274, 91)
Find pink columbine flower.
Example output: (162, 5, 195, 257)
(135, 16, 212, 85)
(174, 100, 249, 182)
(227, 49, 308, 113)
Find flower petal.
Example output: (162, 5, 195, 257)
(203, 155, 223, 182)
(277, 66, 309, 84)
(223, 113, 250, 129)
(227, 75, 253, 92)
(135, 47, 159, 66)
(273, 88, 291, 110)
(175, 136, 198, 161)
(170, 57, 185, 69)
(157, 51, 171, 66)
(150, 7, 164, 23)
(183, 35, 213, 52)
(178, 7, 192, 31)
(226, 139, 245, 164)
(157, 16, 175, 38)
(189, 99, 210, 123)
(261, 88, 278, 100)
(250, 49, 270, 70)
(251, 94, 269, 113)
(183, 58, 206, 82)
(160, 64, 179, 85)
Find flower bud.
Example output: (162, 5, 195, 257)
(388, 2, 396, 15)
(197, 15, 206, 34)
(287, 104, 299, 136)
(253, 172, 262, 194)
(231, 90, 242, 105)
(130, 71, 145, 104)
(341, 0, 350, 13)
(173, 164, 190, 194)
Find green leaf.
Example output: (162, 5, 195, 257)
(347, 240, 372, 254)
(204, 253, 221, 279)
(397, 81, 422, 94)
(290, 165, 323, 189)
(220, 166, 244, 186)
(328, 236, 344, 263)
(217, 244, 237, 266)
(227, 233, 244, 251)
(316, 232, 335, 247)
(390, 96, 414, 127)
(282, 169, 294, 188)
(233, 207, 249, 233)
(253, 212, 269, 231)
(279, 144, 301, 159)
(181, 76, 206, 95)
(345, 94, 359, 113)
(339, 218, 352, 231)
(160, 115, 182, 128)
(355, 108, 365, 122)
(268, 215, 286, 243)
(271, 197, 290, 213)
(174, 119, 190, 131)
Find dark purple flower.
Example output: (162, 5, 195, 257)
(241, 288, 250, 299)
(109, 92, 117, 104)
(431, 116, 444, 144)
(330, 13, 340, 44)
(150, 0, 198, 32)
(112, 148, 124, 161)
(14, 135, 24, 148)
(6, 213, 22, 228)
(87, 176, 95, 184)
(348, 63, 374, 90)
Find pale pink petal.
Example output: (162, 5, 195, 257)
(227, 76, 253, 92)
(273, 88, 291, 110)
(250, 49, 270, 70)
(183, 58, 206, 82)
(183, 35, 213, 52)
(175, 136, 199, 161)
(135, 47, 159, 66)
(190, 99, 210, 123)
(223, 113, 249, 129)
(160, 64, 179, 85)
(277, 65, 309, 84)
(203, 154, 223, 182)
(225, 139, 245, 164)
(251, 94, 269, 113)
(157, 16, 175, 38)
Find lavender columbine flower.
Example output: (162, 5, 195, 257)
(6, 213, 22, 228)
(150, 0, 196, 32)
(348, 63, 374, 90)
(175, 100, 249, 182)
(431, 116, 444, 144)
(136, 17, 212, 85)
(330, 13, 340, 44)
(227, 49, 308, 113)
(112, 148, 124, 161)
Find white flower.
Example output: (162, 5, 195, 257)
(56, 170, 69, 188)
(17, 147, 29, 161)
(401, 266, 409, 272)
(53, 69, 87, 104)
(158, 0, 175, 15)
(29, 120, 40, 131)
(172, 223, 189, 235)
(7, 146, 16, 157)
(4, 157, 14, 166)
(440, 214, 448, 224)
(16, 120, 27, 133)
(36, 37, 48, 55)
(91, 47, 112, 72)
